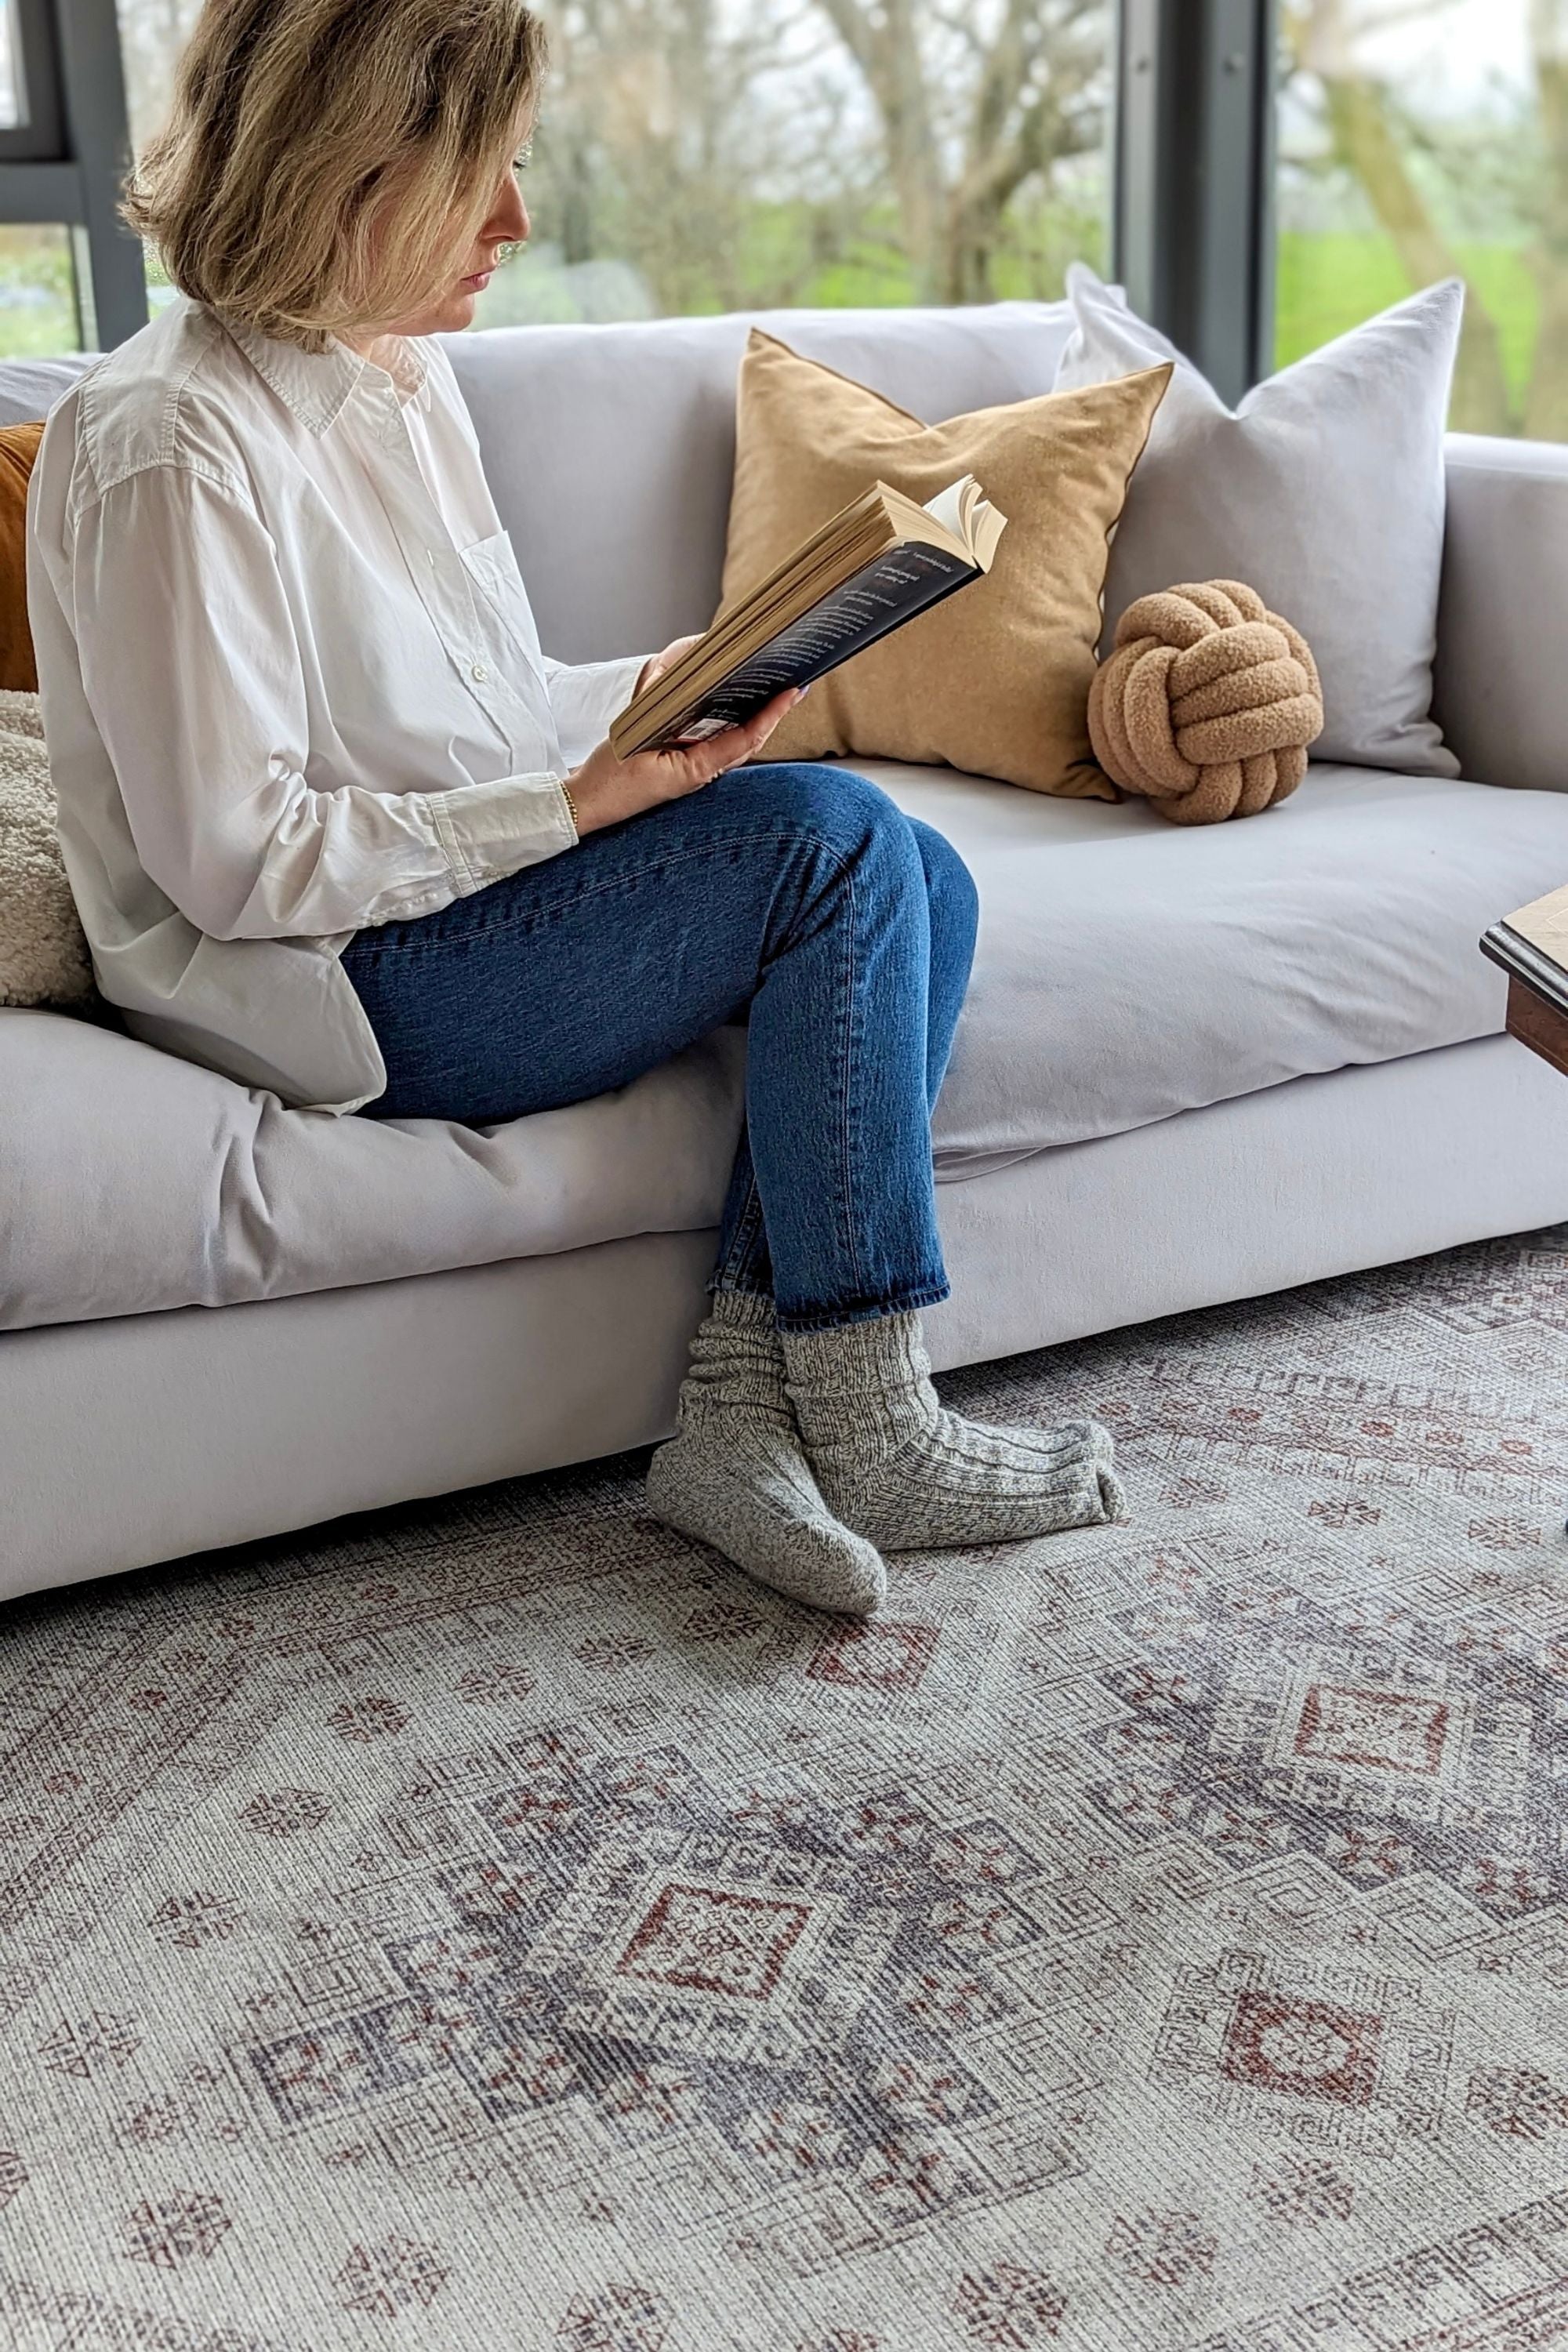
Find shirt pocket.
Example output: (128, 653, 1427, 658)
(459, 528, 542, 661)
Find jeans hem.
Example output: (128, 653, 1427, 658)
(771, 1279, 951, 1336)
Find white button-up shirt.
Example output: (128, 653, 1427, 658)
(27, 296, 644, 1111)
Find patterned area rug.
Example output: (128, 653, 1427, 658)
(6, 1230, 1568, 2352)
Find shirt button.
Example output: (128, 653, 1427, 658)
(470, 663, 488, 683)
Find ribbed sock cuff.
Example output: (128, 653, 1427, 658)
(706, 1289, 779, 1335)
(781, 1309, 931, 1397)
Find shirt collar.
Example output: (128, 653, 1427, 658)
(221, 314, 430, 434)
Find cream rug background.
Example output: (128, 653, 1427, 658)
(5, 1228, 1568, 2351)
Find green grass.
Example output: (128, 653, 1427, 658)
(0, 226, 81, 358)
(1276, 228, 1541, 416)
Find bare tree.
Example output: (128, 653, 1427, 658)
(112, 0, 1109, 320)
(1525, 0, 1568, 436)
(813, 0, 1106, 302)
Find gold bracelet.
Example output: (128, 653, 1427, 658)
(561, 779, 580, 837)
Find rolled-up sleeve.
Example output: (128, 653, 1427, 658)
(71, 462, 578, 942)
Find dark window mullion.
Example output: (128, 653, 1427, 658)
(1113, 0, 1277, 403)
(0, 0, 67, 158)
(53, 0, 143, 345)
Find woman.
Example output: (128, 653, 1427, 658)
(28, 0, 1123, 1616)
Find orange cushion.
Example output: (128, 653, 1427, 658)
(0, 419, 43, 692)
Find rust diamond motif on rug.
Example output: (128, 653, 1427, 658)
(616, 1883, 812, 2001)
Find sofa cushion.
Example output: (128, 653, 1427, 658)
(0, 354, 92, 427)
(0, 1015, 744, 1332)
(1055, 268, 1462, 779)
(7, 760, 1568, 1334)
(880, 757, 1568, 1173)
(717, 329, 1168, 799)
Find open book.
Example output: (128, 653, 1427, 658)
(609, 474, 1008, 758)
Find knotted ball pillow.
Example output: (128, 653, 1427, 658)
(1087, 579, 1323, 822)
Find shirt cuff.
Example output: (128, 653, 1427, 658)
(425, 770, 577, 895)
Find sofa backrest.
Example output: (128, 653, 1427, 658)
(4, 312, 1564, 792)
(0, 304, 1073, 666)
(442, 303, 1073, 661)
(1436, 433, 1568, 795)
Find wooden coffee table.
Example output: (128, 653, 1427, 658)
(1482, 883, 1568, 1077)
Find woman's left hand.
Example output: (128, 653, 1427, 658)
(636, 633, 704, 696)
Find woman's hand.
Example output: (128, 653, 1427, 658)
(568, 686, 802, 837)
(634, 633, 704, 696)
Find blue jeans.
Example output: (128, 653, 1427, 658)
(341, 763, 978, 1331)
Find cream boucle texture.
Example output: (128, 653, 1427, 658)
(0, 686, 93, 1008)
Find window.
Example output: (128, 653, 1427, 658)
(1278, 0, 1568, 437)
(109, 0, 1113, 335)
(0, 222, 78, 352)
(115, 0, 199, 165)
(0, 0, 146, 353)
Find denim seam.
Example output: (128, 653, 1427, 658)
(714, 1166, 768, 1289)
(832, 862, 869, 1302)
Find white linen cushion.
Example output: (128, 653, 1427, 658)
(0, 1018, 745, 1332)
(0, 354, 91, 426)
(1054, 267, 1463, 779)
(441, 302, 1073, 666)
(880, 758, 1568, 1171)
(9, 759, 1568, 1333)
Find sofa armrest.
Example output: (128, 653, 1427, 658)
(1435, 433, 1568, 793)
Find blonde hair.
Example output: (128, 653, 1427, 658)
(123, 0, 547, 350)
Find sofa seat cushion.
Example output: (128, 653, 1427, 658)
(0, 1014, 744, 1332)
(869, 757, 1568, 1174)
(7, 758, 1568, 1334)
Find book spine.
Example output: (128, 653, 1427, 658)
(641, 543, 979, 750)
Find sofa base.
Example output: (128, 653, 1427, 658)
(5, 1033, 1568, 1603)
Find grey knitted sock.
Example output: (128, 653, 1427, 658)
(645, 1290, 887, 1616)
(782, 1310, 1127, 1553)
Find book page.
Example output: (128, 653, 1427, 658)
(919, 474, 1006, 568)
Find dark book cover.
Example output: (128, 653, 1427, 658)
(641, 540, 979, 750)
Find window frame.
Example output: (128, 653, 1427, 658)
(0, 0, 143, 348)
(1112, 0, 1278, 404)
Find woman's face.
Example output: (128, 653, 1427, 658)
(385, 157, 530, 338)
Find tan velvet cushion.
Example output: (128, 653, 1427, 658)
(717, 332, 1171, 799)
(0, 419, 42, 692)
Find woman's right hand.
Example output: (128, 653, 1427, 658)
(567, 685, 803, 837)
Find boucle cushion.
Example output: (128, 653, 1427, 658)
(0, 688, 93, 1007)
(1087, 580, 1324, 822)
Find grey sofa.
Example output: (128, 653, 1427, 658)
(6, 301, 1568, 1605)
